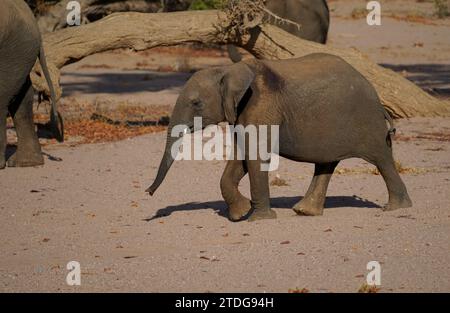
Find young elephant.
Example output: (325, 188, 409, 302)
(0, 0, 63, 169)
(147, 53, 412, 221)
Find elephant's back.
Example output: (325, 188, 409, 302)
(262, 54, 373, 94)
(269, 54, 381, 117)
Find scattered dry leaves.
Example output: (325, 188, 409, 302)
(270, 175, 289, 187)
(64, 120, 166, 144)
(358, 283, 381, 293)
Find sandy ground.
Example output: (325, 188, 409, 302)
(1, 0, 450, 292)
(1, 118, 449, 292)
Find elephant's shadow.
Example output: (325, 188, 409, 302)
(5, 143, 62, 163)
(145, 195, 380, 221)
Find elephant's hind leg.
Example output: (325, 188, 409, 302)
(373, 153, 412, 211)
(7, 78, 43, 168)
(221, 159, 252, 221)
(294, 161, 339, 216)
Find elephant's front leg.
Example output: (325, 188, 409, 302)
(220, 159, 251, 221)
(7, 78, 43, 167)
(247, 159, 277, 221)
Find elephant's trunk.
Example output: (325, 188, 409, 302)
(146, 125, 182, 196)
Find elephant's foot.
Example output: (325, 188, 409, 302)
(7, 152, 44, 168)
(293, 198, 324, 216)
(383, 193, 412, 211)
(248, 208, 277, 222)
(228, 197, 252, 221)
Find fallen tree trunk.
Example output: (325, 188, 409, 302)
(32, 10, 450, 118)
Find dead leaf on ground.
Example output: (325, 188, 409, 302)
(270, 175, 289, 187)
(396, 214, 416, 220)
(289, 287, 309, 293)
(358, 283, 381, 293)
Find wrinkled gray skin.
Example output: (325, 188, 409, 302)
(228, 0, 330, 62)
(147, 53, 413, 222)
(0, 0, 63, 169)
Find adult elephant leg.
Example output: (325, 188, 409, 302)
(373, 153, 412, 211)
(220, 158, 251, 221)
(0, 99, 7, 169)
(247, 159, 277, 222)
(7, 77, 43, 167)
(294, 161, 339, 216)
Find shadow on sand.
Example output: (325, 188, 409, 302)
(145, 195, 381, 221)
(380, 63, 450, 98)
(62, 71, 191, 96)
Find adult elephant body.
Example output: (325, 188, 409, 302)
(0, 0, 62, 169)
(147, 53, 412, 221)
(266, 0, 329, 43)
(228, 0, 330, 62)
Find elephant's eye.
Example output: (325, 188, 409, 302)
(191, 99, 203, 108)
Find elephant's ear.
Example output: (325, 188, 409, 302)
(220, 63, 255, 125)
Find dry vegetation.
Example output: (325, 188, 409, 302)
(63, 120, 166, 144)
(270, 174, 289, 186)
(335, 160, 427, 176)
(358, 283, 381, 293)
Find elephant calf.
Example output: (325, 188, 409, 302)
(147, 53, 412, 221)
(0, 0, 63, 169)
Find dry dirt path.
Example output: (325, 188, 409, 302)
(1, 118, 449, 292)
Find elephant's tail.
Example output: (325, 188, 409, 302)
(38, 45, 64, 142)
(383, 108, 396, 147)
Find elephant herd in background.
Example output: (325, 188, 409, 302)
(0, 0, 412, 220)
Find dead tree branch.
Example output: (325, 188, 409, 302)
(32, 7, 450, 118)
